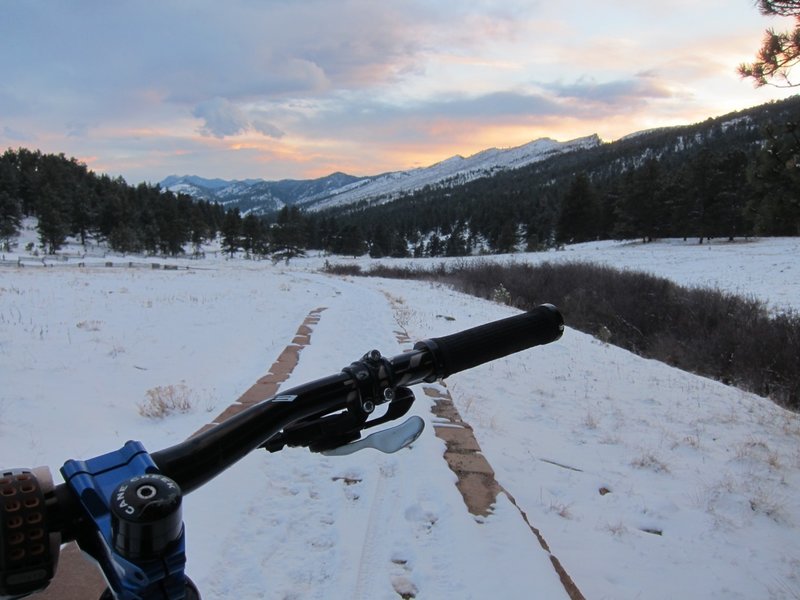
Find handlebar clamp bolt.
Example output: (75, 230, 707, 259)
(110, 474, 183, 561)
(362, 400, 375, 414)
(136, 484, 158, 500)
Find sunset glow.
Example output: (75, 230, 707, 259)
(1, 1, 796, 183)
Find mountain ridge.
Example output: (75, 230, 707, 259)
(160, 134, 601, 214)
(160, 94, 800, 220)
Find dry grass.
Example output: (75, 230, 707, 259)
(631, 451, 670, 473)
(582, 410, 599, 430)
(605, 521, 628, 537)
(138, 383, 193, 418)
(548, 500, 574, 520)
(76, 320, 103, 331)
(748, 485, 788, 523)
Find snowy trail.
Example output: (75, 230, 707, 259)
(3, 243, 800, 599)
(180, 274, 399, 597)
(184, 272, 570, 599)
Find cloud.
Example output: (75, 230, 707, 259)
(193, 99, 250, 138)
(429, 90, 567, 119)
(2, 126, 34, 143)
(0, 0, 430, 154)
(193, 98, 285, 139)
(67, 123, 90, 138)
(1, 0, 796, 184)
(542, 74, 675, 105)
(278, 87, 578, 147)
(251, 119, 286, 138)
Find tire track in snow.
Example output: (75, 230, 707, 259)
(299, 279, 404, 600)
(386, 293, 586, 600)
(192, 306, 327, 436)
(190, 302, 341, 599)
(350, 458, 404, 600)
(424, 383, 586, 600)
(198, 274, 405, 599)
(352, 468, 386, 599)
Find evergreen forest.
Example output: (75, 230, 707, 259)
(1, 96, 798, 259)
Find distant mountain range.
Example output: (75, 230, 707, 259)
(160, 135, 601, 215)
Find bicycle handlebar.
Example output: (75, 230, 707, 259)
(1, 304, 563, 600)
(417, 303, 564, 378)
(155, 303, 563, 492)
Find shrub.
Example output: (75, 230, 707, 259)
(322, 261, 362, 276)
(336, 259, 800, 409)
(490, 283, 511, 305)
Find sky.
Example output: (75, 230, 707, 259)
(1, 1, 797, 184)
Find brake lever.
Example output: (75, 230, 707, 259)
(321, 416, 425, 456)
(263, 387, 417, 453)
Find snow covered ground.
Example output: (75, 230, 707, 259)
(313, 237, 800, 315)
(1, 235, 799, 599)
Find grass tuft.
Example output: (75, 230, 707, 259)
(138, 383, 193, 418)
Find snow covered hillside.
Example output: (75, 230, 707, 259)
(300, 135, 600, 212)
(160, 135, 600, 214)
(2, 238, 799, 599)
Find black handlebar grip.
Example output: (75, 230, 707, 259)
(416, 304, 564, 378)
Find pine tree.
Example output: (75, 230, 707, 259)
(748, 121, 800, 234)
(36, 184, 70, 254)
(241, 213, 265, 257)
(495, 221, 518, 253)
(369, 223, 390, 258)
(614, 159, 667, 243)
(154, 193, 189, 256)
(557, 173, 599, 244)
(0, 156, 21, 249)
(68, 184, 95, 246)
(706, 150, 750, 240)
(331, 223, 367, 257)
(427, 233, 443, 257)
(445, 223, 469, 256)
(188, 204, 211, 255)
(0, 190, 21, 249)
(221, 208, 242, 257)
(739, 0, 800, 87)
(271, 206, 307, 259)
(686, 149, 716, 243)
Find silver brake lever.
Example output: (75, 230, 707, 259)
(321, 416, 425, 456)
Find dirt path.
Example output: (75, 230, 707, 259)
(192, 307, 327, 436)
(422, 383, 586, 600)
(391, 309, 585, 600)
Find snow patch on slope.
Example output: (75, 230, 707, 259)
(305, 135, 600, 211)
